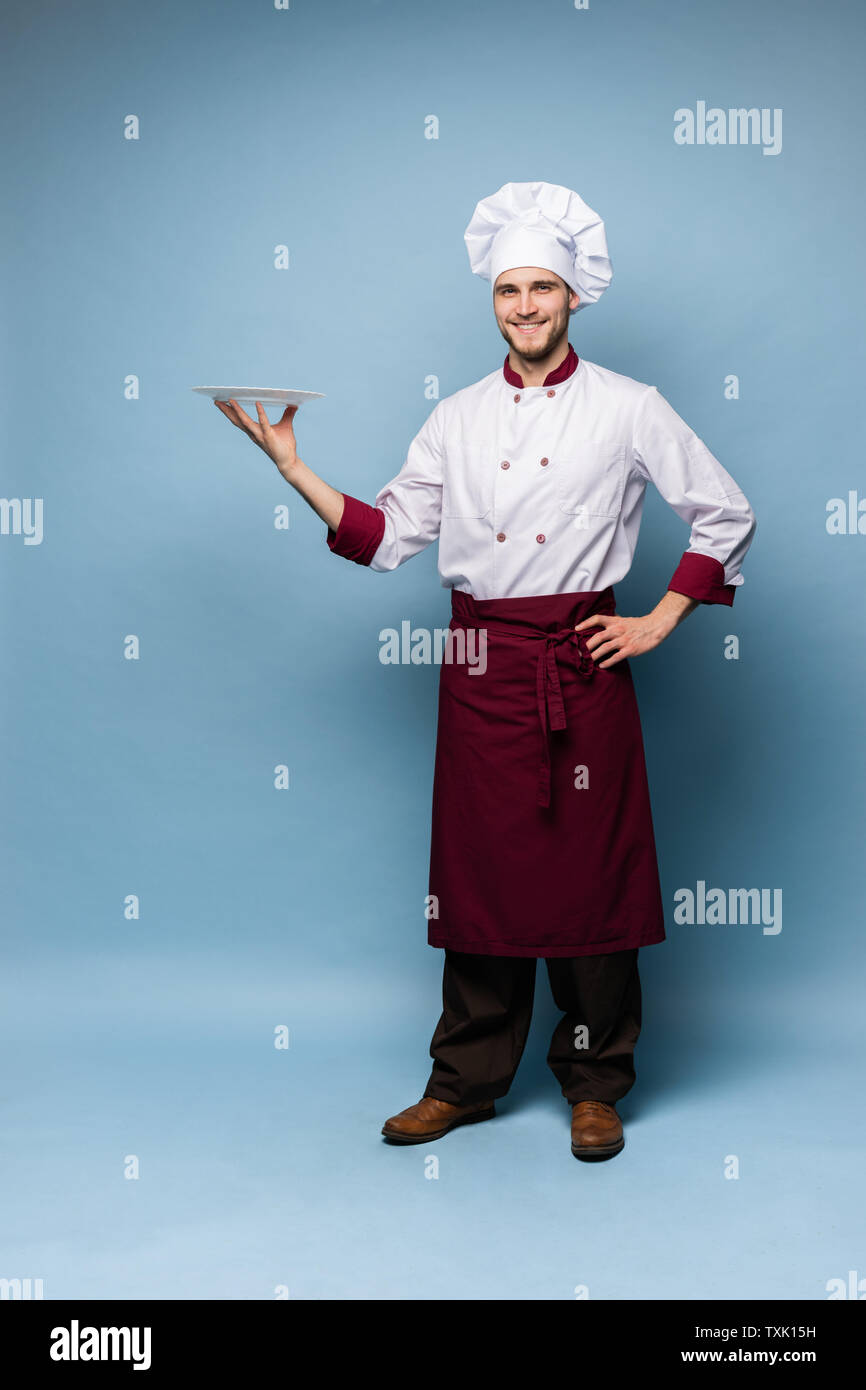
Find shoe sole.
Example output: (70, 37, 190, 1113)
(381, 1104, 496, 1145)
(571, 1135, 625, 1161)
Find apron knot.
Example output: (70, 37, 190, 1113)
(535, 626, 598, 809)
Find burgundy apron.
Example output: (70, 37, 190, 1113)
(427, 587, 666, 958)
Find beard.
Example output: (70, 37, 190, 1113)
(499, 303, 570, 359)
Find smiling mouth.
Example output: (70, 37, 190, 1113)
(511, 321, 546, 334)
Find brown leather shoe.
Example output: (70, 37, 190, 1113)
(571, 1100, 624, 1160)
(381, 1096, 496, 1144)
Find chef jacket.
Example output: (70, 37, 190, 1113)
(326, 344, 756, 605)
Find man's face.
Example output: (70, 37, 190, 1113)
(492, 266, 579, 358)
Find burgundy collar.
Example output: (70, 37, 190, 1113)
(503, 341, 579, 388)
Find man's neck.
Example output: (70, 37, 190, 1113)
(507, 336, 570, 387)
(503, 339, 578, 389)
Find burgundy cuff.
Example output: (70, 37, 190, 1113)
(326, 492, 386, 566)
(667, 551, 737, 606)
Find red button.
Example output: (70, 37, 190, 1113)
(500, 460, 510, 470)
(540, 457, 549, 466)
(536, 533, 546, 543)
(496, 532, 506, 542)
(546, 389, 556, 398)
(513, 394, 521, 403)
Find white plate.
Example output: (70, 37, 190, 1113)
(192, 386, 324, 408)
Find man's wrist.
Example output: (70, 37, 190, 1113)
(648, 592, 698, 639)
(276, 455, 303, 484)
(645, 610, 676, 642)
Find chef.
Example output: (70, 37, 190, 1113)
(213, 180, 757, 1161)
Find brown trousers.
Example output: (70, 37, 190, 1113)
(424, 947, 642, 1107)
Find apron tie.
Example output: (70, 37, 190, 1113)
(448, 596, 611, 811)
(535, 627, 598, 809)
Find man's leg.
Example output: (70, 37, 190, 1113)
(381, 949, 536, 1143)
(544, 948, 642, 1104)
(424, 949, 538, 1106)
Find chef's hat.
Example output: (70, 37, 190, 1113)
(464, 181, 612, 314)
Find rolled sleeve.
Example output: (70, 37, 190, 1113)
(325, 493, 386, 566)
(667, 550, 737, 606)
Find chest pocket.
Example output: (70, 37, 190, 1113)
(442, 445, 492, 518)
(551, 442, 628, 519)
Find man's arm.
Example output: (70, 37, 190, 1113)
(576, 385, 755, 668)
(212, 397, 344, 523)
(281, 457, 344, 532)
(630, 384, 757, 605)
(648, 588, 699, 635)
(213, 396, 442, 570)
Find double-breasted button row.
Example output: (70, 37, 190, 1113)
(495, 450, 553, 546)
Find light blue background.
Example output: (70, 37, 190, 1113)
(2, 0, 864, 1300)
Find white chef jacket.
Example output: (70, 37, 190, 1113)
(327, 347, 756, 605)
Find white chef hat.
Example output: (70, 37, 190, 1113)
(464, 181, 612, 314)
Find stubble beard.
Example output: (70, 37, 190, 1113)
(499, 304, 570, 361)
